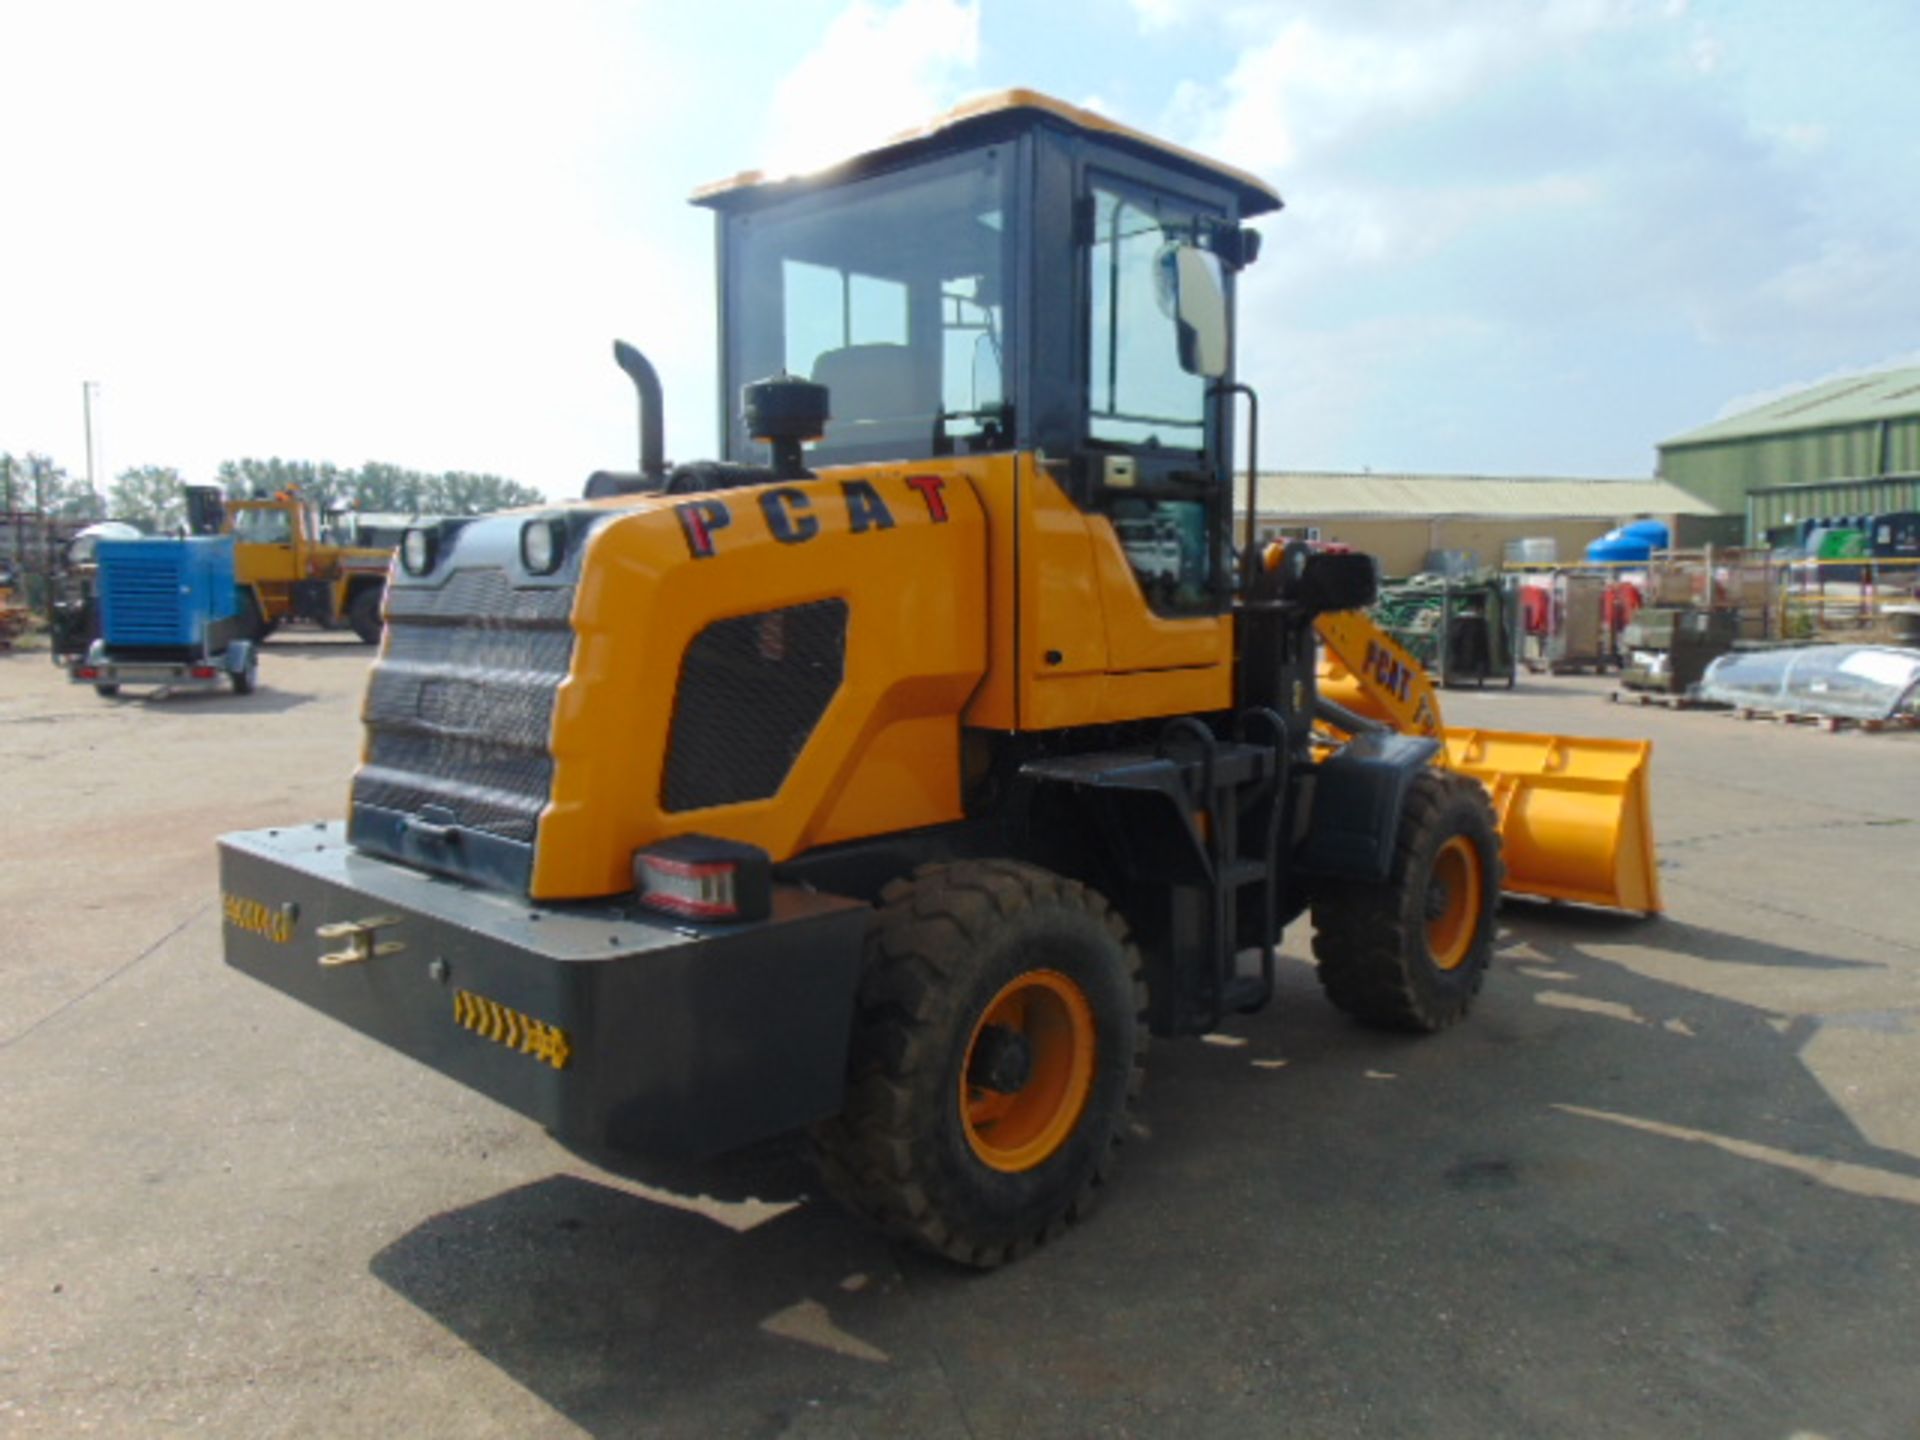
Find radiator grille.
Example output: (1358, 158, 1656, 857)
(102, 555, 192, 645)
(662, 600, 848, 813)
(352, 568, 575, 843)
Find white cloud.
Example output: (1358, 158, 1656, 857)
(1145, 0, 1878, 474)
(1248, 310, 1502, 470)
(1760, 242, 1904, 316)
(759, 0, 981, 178)
(1689, 30, 1724, 72)
(1177, 3, 1659, 175)
(1130, 0, 1195, 32)
(0, 0, 721, 494)
(1764, 121, 1830, 157)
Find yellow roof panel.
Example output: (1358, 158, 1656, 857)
(694, 88, 1281, 216)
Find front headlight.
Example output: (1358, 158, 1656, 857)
(400, 527, 436, 576)
(520, 517, 564, 575)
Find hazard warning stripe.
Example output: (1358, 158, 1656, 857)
(451, 988, 572, 1070)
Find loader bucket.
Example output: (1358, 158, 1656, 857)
(1442, 728, 1662, 916)
(1313, 646, 1660, 915)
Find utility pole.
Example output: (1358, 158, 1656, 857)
(82, 380, 101, 512)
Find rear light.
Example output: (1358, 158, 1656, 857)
(632, 835, 771, 923)
(77, 666, 98, 679)
(190, 666, 217, 679)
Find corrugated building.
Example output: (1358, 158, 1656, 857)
(1658, 366, 1920, 539)
(1243, 472, 1719, 576)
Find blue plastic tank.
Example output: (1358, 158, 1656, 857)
(1584, 520, 1670, 564)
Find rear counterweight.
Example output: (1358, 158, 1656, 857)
(219, 824, 869, 1157)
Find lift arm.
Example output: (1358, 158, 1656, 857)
(1313, 611, 1444, 738)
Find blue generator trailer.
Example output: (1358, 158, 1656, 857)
(72, 535, 259, 697)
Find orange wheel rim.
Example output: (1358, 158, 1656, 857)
(1427, 836, 1482, 971)
(960, 970, 1096, 1173)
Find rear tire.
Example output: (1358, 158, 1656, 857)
(229, 658, 257, 695)
(809, 860, 1147, 1268)
(1311, 769, 1502, 1032)
(347, 585, 384, 645)
(94, 683, 120, 698)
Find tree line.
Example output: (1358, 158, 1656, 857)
(1, 452, 544, 535)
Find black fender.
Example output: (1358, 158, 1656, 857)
(1294, 732, 1443, 883)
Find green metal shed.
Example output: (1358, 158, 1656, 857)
(1659, 367, 1920, 537)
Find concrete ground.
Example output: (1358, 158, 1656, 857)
(3, 637, 1918, 1439)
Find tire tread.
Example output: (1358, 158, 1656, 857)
(811, 859, 1148, 1267)
(1310, 770, 1503, 1033)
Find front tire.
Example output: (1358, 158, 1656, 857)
(1311, 769, 1502, 1032)
(347, 585, 384, 645)
(810, 860, 1147, 1268)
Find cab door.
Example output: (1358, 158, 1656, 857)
(1078, 173, 1234, 675)
(230, 501, 302, 586)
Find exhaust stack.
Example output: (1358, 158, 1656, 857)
(614, 340, 667, 483)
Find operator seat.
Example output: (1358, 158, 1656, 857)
(810, 343, 918, 421)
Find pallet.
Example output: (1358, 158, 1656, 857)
(1609, 687, 1715, 710)
(1722, 705, 1919, 734)
(1525, 657, 1618, 676)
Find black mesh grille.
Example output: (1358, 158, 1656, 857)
(662, 600, 848, 813)
(352, 568, 575, 843)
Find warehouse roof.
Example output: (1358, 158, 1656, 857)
(1662, 366, 1920, 449)
(1249, 471, 1717, 520)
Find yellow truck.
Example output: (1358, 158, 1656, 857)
(218, 92, 1658, 1266)
(185, 485, 391, 643)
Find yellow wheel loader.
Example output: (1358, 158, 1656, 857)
(218, 91, 1659, 1267)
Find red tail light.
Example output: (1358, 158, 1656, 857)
(632, 836, 771, 922)
(190, 666, 217, 679)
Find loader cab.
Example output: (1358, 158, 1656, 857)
(230, 499, 298, 546)
(226, 492, 323, 586)
(697, 91, 1278, 618)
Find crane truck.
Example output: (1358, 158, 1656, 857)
(183, 485, 391, 643)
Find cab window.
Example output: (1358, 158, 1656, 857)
(1087, 188, 1206, 451)
(725, 150, 1015, 465)
(1085, 183, 1225, 614)
(232, 506, 292, 544)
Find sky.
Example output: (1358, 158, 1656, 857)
(3, 0, 1918, 498)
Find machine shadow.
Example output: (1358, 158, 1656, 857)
(120, 686, 318, 716)
(253, 635, 379, 658)
(369, 1165, 930, 1437)
(1500, 900, 1884, 972)
(555, 1130, 817, 1208)
(369, 908, 1920, 1438)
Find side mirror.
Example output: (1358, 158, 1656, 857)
(1163, 243, 1229, 379)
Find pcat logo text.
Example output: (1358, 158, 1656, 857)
(676, 475, 951, 559)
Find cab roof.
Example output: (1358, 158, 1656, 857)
(693, 88, 1282, 218)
